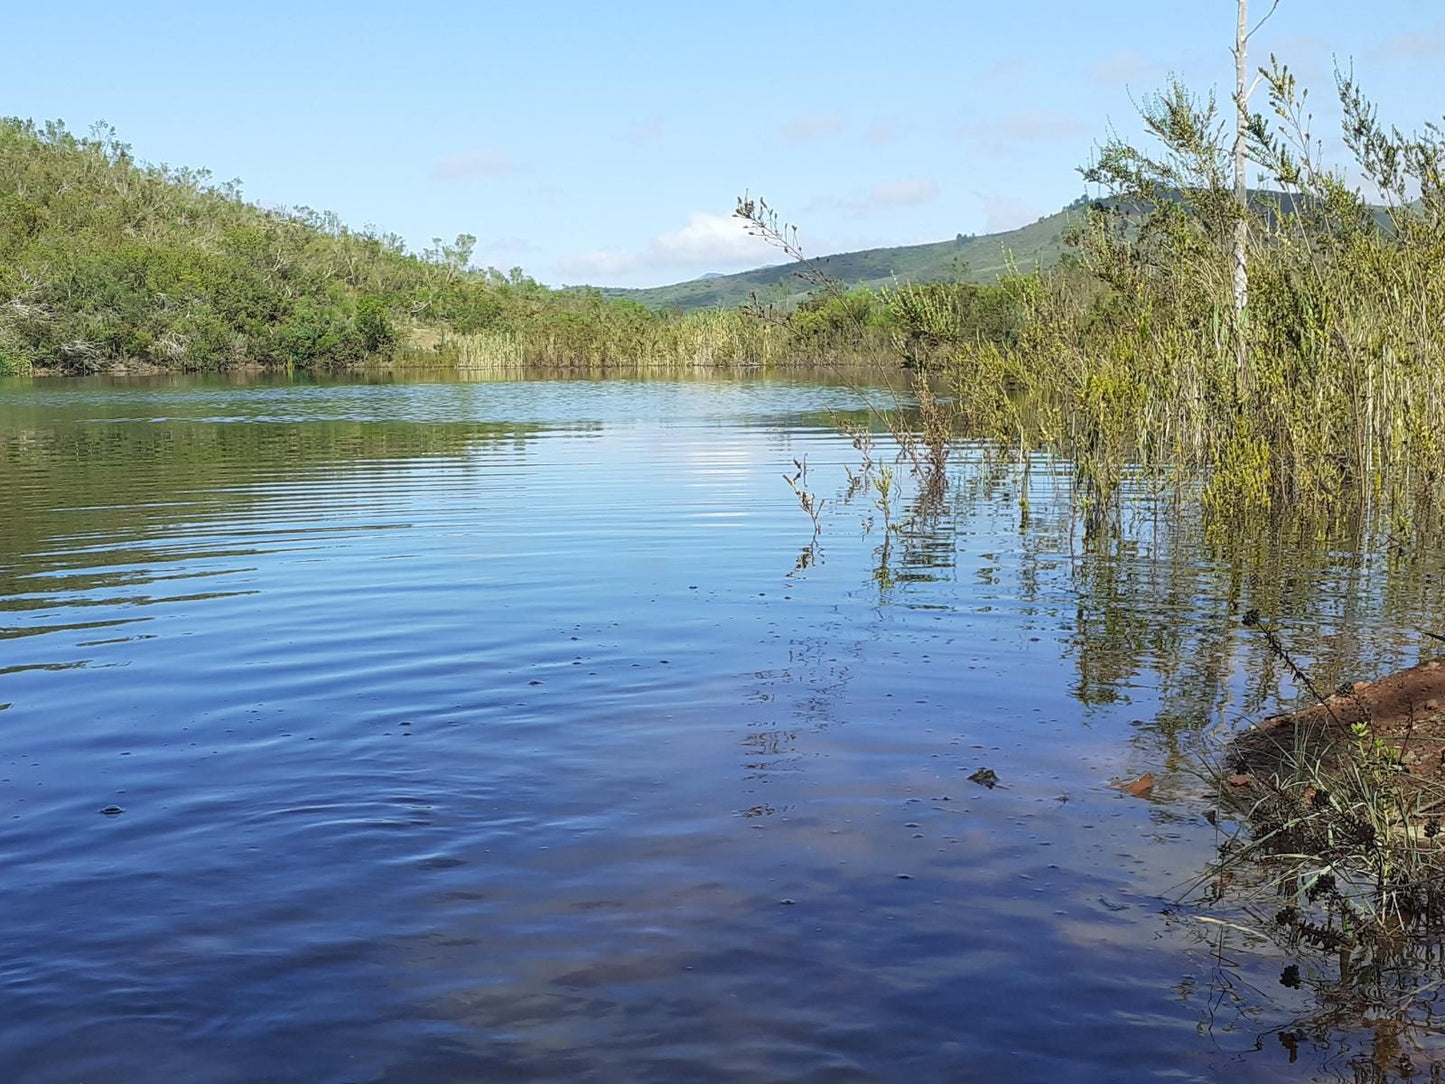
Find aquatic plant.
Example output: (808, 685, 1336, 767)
(415, 305, 790, 373)
(734, 195, 967, 506)
(985, 58, 1445, 531)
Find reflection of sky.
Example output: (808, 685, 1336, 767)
(0, 377, 1442, 1080)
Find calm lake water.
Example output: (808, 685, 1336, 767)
(3, 370, 1445, 1083)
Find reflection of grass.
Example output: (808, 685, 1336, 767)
(0, 407, 540, 599)
(1175, 903, 1445, 1083)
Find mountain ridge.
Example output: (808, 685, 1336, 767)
(588, 200, 1091, 311)
(586, 188, 1358, 312)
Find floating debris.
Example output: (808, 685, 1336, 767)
(1111, 773, 1155, 797)
(967, 768, 998, 789)
(100, 805, 124, 816)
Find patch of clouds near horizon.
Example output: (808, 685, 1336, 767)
(985, 55, 1026, 80)
(1087, 50, 1165, 87)
(870, 177, 940, 207)
(866, 118, 900, 145)
(622, 116, 666, 144)
(959, 109, 1092, 147)
(975, 192, 1039, 233)
(434, 146, 515, 180)
(554, 211, 776, 284)
(780, 111, 845, 145)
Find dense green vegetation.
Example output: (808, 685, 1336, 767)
(0, 115, 1039, 377)
(744, 64, 1445, 535)
(0, 119, 796, 375)
(1010, 65, 1444, 528)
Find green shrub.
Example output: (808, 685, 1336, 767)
(355, 295, 395, 353)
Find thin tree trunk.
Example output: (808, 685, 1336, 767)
(1233, 0, 1250, 391)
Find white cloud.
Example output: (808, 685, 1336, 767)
(780, 111, 845, 145)
(1087, 50, 1164, 87)
(556, 211, 776, 283)
(975, 192, 1040, 233)
(434, 146, 515, 180)
(652, 212, 769, 264)
(866, 118, 900, 145)
(870, 177, 940, 207)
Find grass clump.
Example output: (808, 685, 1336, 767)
(955, 62, 1445, 530)
(735, 62, 1445, 538)
(415, 304, 790, 373)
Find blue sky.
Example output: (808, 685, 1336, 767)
(3, 1, 1441, 287)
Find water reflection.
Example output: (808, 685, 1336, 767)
(2, 371, 1445, 1080)
(817, 443, 1445, 1080)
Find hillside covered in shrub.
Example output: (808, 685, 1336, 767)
(0, 119, 681, 374)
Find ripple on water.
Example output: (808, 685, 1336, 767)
(1, 373, 1442, 1082)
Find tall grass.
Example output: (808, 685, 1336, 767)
(404, 307, 797, 374)
(735, 67, 1445, 540)
(929, 64, 1445, 536)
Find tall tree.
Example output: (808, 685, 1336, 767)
(1232, 0, 1282, 390)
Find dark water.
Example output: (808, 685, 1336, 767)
(3, 371, 1445, 1083)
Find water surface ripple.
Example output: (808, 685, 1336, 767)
(2, 372, 1443, 1082)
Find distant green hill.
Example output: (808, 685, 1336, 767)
(596, 201, 1091, 311)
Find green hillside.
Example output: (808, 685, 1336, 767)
(1, 118, 768, 375)
(598, 201, 1089, 311)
